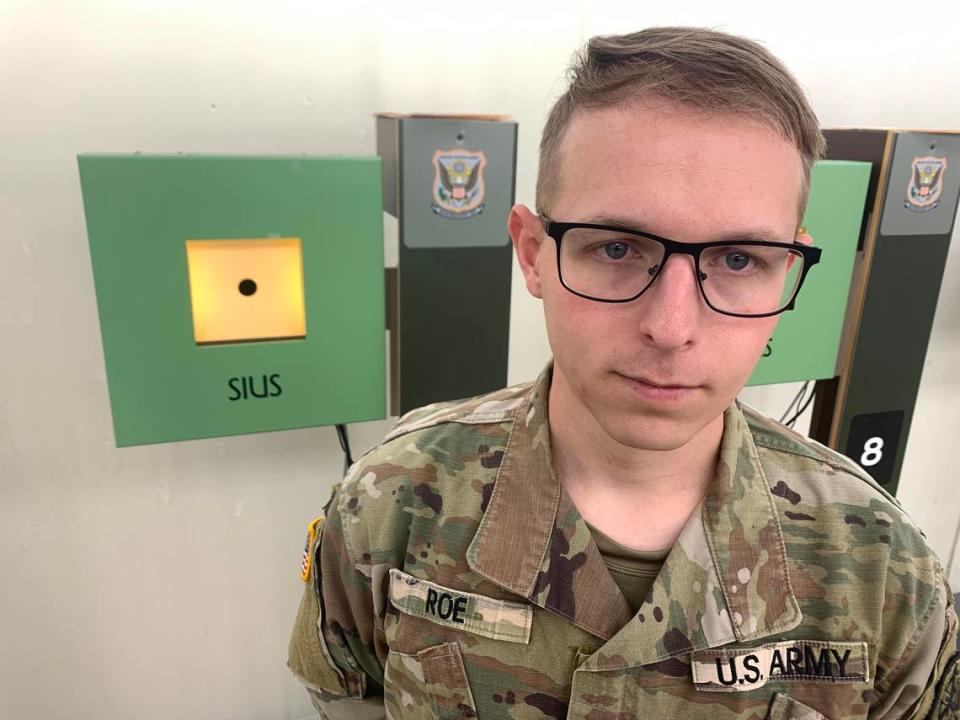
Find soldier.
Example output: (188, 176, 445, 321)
(289, 27, 960, 719)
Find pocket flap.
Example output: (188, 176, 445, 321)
(389, 568, 532, 644)
(767, 693, 829, 719)
(419, 642, 478, 720)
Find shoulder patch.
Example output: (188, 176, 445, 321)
(288, 514, 352, 697)
(300, 515, 324, 582)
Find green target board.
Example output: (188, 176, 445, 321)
(747, 160, 871, 386)
(78, 154, 386, 447)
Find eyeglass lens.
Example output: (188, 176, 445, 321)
(558, 227, 805, 315)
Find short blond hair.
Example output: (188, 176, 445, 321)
(537, 27, 825, 217)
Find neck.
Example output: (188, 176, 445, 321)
(548, 365, 723, 550)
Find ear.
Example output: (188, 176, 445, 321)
(508, 204, 545, 299)
(795, 229, 813, 246)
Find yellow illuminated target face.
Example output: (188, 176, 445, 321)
(185, 238, 306, 345)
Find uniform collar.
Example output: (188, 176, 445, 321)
(466, 363, 801, 665)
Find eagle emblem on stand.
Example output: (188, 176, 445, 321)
(431, 149, 487, 220)
(905, 155, 947, 212)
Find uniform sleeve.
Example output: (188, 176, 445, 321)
(288, 485, 387, 720)
(870, 577, 959, 720)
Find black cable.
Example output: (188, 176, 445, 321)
(784, 387, 816, 429)
(335, 424, 353, 477)
(778, 381, 809, 424)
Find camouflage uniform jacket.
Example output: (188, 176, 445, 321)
(289, 367, 960, 720)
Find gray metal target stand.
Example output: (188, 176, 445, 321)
(377, 113, 518, 415)
(810, 129, 960, 495)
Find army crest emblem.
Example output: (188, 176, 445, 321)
(431, 149, 487, 220)
(905, 155, 948, 212)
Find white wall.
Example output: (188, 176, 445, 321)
(1, 2, 958, 718)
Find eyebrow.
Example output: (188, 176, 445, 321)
(580, 214, 793, 244)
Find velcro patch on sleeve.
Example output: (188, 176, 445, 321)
(388, 568, 532, 644)
(691, 640, 869, 692)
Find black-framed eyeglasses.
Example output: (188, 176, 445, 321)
(541, 218, 822, 318)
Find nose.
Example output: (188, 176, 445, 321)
(634, 252, 704, 349)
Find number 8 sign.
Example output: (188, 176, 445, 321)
(860, 437, 884, 467)
(844, 411, 904, 488)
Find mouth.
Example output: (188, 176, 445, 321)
(617, 372, 699, 390)
(615, 372, 702, 402)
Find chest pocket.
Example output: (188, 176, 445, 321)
(767, 693, 830, 719)
(385, 569, 535, 720)
(419, 642, 479, 720)
(383, 641, 477, 720)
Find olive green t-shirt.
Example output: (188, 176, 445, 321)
(586, 521, 670, 614)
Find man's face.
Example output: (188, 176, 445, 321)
(511, 99, 805, 452)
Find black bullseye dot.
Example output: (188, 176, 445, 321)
(238, 279, 257, 296)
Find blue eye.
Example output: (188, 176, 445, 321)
(725, 252, 750, 271)
(605, 243, 629, 260)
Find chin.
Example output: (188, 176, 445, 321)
(595, 408, 703, 452)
